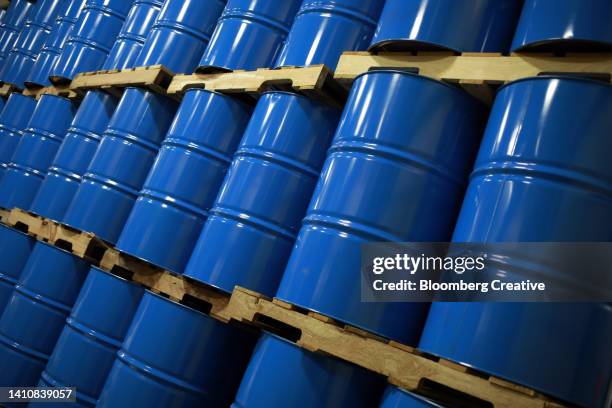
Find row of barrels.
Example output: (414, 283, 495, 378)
(0, 0, 610, 407)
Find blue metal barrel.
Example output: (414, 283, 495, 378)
(0, 0, 64, 89)
(274, 0, 385, 70)
(370, 0, 522, 52)
(0, 94, 76, 210)
(0, 225, 35, 314)
(30, 90, 119, 222)
(512, 0, 612, 51)
(0, 0, 34, 68)
(0, 242, 90, 388)
(276, 71, 487, 345)
(379, 386, 444, 408)
(135, 0, 226, 74)
(97, 291, 257, 407)
(419, 77, 612, 408)
(184, 92, 340, 296)
(116, 89, 251, 273)
(51, 0, 134, 82)
(25, 0, 87, 88)
(102, 0, 164, 70)
(232, 332, 386, 407)
(197, 0, 301, 72)
(63, 88, 177, 244)
(39, 267, 144, 406)
(0, 93, 37, 182)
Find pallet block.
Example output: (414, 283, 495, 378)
(0, 82, 21, 97)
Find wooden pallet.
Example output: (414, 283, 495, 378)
(335, 51, 612, 104)
(167, 65, 347, 107)
(0, 0, 9, 10)
(22, 84, 80, 100)
(70, 65, 176, 98)
(3, 208, 110, 261)
(99, 249, 232, 316)
(0, 82, 22, 97)
(214, 288, 570, 408)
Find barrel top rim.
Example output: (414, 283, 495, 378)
(353, 69, 486, 105)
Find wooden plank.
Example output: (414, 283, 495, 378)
(216, 288, 568, 408)
(70, 65, 175, 95)
(23, 85, 81, 100)
(5, 208, 55, 240)
(334, 51, 612, 84)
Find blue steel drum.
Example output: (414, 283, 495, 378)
(40, 267, 144, 406)
(232, 332, 386, 408)
(97, 291, 257, 407)
(379, 386, 445, 408)
(512, 0, 612, 51)
(419, 77, 612, 408)
(63, 88, 178, 244)
(51, 0, 133, 82)
(30, 90, 119, 222)
(0, 224, 35, 314)
(0, 96, 4, 111)
(276, 71, 487, 345)
(185, 92, 340, 296)
(117, 89, 252, 273)
(0, 0, 34, 68)
(0, 242, 90, 388)
(135, 0, 226, 74)
(102, 0, 164, 70)
(197, 0, 301, 72)
(274, 0, 385, 70)
(0, 0, 64, 89)
(25, 0, 86, 88)
(369, 0, 522, 52)
(0, 93, 37, 182)
(0, 94, 76, 210)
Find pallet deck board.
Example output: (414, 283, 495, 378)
(23, 84, 80, 100)
(335, 51, 612, 85)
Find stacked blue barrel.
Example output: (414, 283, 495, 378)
(0, 0, 609, 407)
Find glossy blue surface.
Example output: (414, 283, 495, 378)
(185, 92, 340, 296)
(41, 267, 144, 406)
(135, 0, 226, 74)
(0, 242, 90, 388)
(419, 77, 612, 408)
(26, 0, 86, 87)
(232, 332, 386, 407)
(0, 0, 64, 88)
(0, 224, 35, 314)
(198, 0, 301, 72)
(63, 88, 178, 243)
(370, 0, 522, 52)
(379, 386, 444, 408)
(512, 0, 612, 51)
(0, 93, 36, 182)
(0, 94, 76, 210)
(117, 89, 251, 272)
(30, 90, 118, 222)
(97, 291, 257, 407)
(51, 0, 133, 81)
(276, 71, 486, 345)
(0, 0, 34, 66)
(103, 0, 164, 70)
(274, 0, 385, 70)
